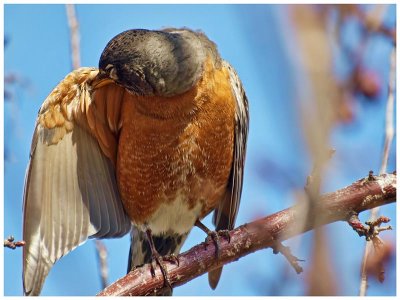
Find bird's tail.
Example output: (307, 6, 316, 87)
(127, 226, 188, 296)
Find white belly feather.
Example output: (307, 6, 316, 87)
(143, 189, 203, 235)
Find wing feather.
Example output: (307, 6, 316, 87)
(209, 61, 249, 289)
(212, 61, 249, 231)
(23, 68, 131, 296)
(105, 84, 124, 132)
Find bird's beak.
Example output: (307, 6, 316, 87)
(92, 74, 115, 90)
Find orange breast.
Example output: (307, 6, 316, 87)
(116, 58, 236, 227)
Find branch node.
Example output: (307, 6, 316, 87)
(4, 235, 25, 249)
(368, 170, 376, 181)
(347, 214, 392, 241)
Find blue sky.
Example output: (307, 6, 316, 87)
(4, 4, 396, 296)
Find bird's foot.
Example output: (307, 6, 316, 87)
(195, 220, 231, 259)
(145, 229, 173, 292)
(149, 252, 173, 291)
(163, 253, 180, 267)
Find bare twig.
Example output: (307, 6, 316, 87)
(359, 47, 396, 296)
(354, 5, 388, 67)
(363, 4, 388, 32)
(98, 173, 396, 296)
(95, 240, 109, 289)
(272, 242, 304, 274)
(66, 4, 81, 70)
(379, 49, 396, 176)
(4, 236, 25, 249)
(336, 5, 390, 100)
(361, 4, 395, 44)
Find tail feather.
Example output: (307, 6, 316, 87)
(127, 226, 146, 273)
(208, 267, 223, 290)
(209, 194, 235, 290)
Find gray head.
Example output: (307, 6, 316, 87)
(98, 28, 221, 97)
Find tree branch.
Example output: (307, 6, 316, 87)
(98, 173, 396, 296)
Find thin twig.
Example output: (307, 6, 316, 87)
(66, 4, 81, 70)
(379, 49, 396, 176)
(359, 47, 396, 296)
(272, 241, 304, 274)
(361, 4, 395, 44)
(95, 241, 109, 289)
(98, 173, 396, 296)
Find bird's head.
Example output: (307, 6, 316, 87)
(97, 28, 220, 97)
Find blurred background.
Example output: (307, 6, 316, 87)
(4, 4, 396, 296)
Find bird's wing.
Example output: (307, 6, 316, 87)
(210, 61, 249, 289)
(23, 67, 131, 296)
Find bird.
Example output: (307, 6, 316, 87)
(22, 28, 249, 296)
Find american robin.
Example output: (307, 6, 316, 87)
(22, 28, 249, 296)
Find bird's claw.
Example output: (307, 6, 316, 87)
(195, 220, 231, 260)
(149, 252, 173, 291)
(163, 253, 180, 267)
(218, 229, 231, 243)
(205, 229, 231, 259)
(145, 229, 173, 292)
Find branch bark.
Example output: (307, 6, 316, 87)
(98, 173, 396, 296)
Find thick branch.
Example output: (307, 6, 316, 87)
(98, 173, 396, 296)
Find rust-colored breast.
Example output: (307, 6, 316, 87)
(117, 58, 236, 227)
